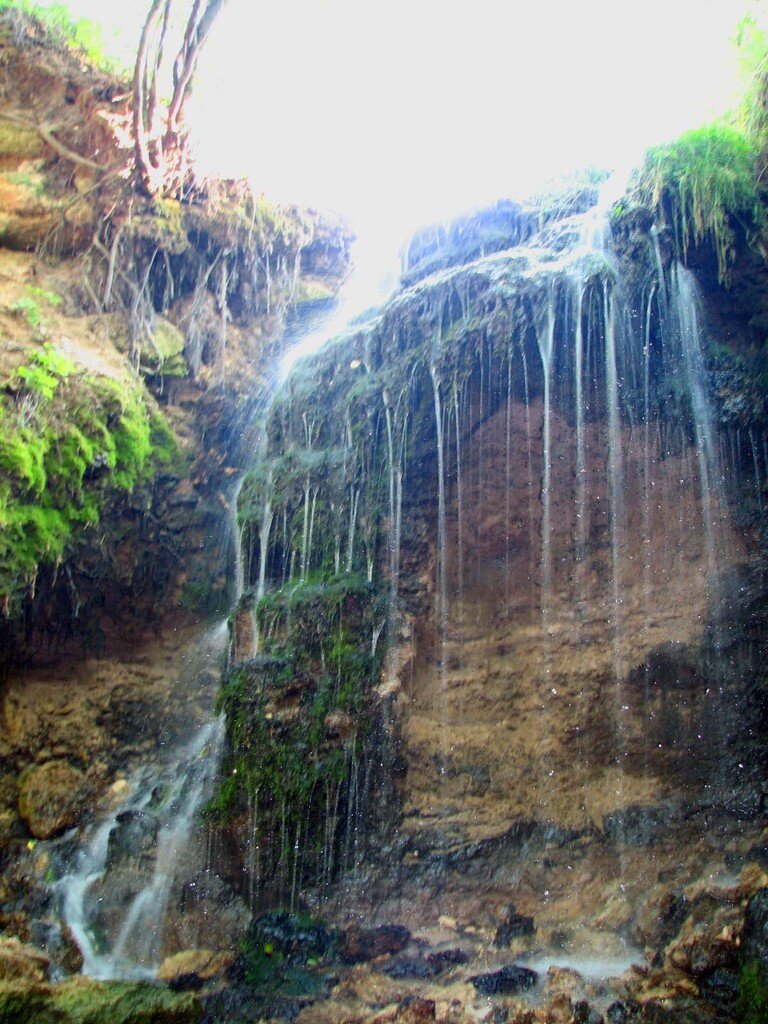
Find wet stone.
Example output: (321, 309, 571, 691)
(338, 923, 411, 964)
(382, 956, 436, 980)
(741, 887, 768, 965)
(573, 1001, 603, 1024)
(493, 905, 535, 948)
(424, 948, 470, 972)
(246, 911, 335, 964)
(469, 964, 538, 995)
(606, 1000, 641, 1024)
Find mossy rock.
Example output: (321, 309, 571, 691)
(17, 761, 87, 839)
(0, 977, 202, 1024)
(0, 121, 46, 160)
(149, 319, 187, 377)
(110, 318, 188, 378)
(127, 200, 190, 257)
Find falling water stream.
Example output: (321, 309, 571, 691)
(53, 234, 396, 980)
(50, 176, 742, 989)
(54, 623, 228, 979)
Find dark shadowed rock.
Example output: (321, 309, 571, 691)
(742, 888, 768, 965)
(574, 1001, 603, 1024)
(382, 956, 435, 979)
(606, 1000, 641, 1024)
(470, 964, 538, 995)
(425, 947, 470, 971)
(395, 995, 436, 1023)
(686, 937, 737, 977)
(603, 805, 669, 847)
(493, 905, 535, 947)
(699, 967, 739, 1011)
(337, 923, 411, 964)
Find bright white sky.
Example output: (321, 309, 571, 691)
(45, 1, 759, 252)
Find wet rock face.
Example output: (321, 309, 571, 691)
(742, 888, 768, 965)
(398, 392, 757, 855)
(493, 906, 535, 947)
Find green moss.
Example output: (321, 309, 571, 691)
(4, 167, 47, 195)
(211, 575, 385, 894)
(0, 354, 177, 612)
(0, 122, 45, 160)
(9, 289, 62, 339)
(737, 961, 768, 1024)
(0, 978, 201, 1024)
(634, 123, 763, 283)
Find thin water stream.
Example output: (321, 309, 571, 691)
(54, 234, 395, 979)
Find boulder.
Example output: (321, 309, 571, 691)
(469, 965, 538, 995)
(338, 924, 411, 964)
(157, 949, 234, 988)
(17, 761, 87, 839)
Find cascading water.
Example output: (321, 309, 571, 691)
(54, 622, 228, 979)
(51, 228, 395, 977)
(232, 171, 765, 976)
(57, 170, 764, 997)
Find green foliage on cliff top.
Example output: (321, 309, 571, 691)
(634, 123, 763, 284)
(625, 16, 768, 286)
(0, 344, 178, 611)
(0, 0, 127, 75)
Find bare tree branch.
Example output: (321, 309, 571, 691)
(0, 110, 111, 173)
(133, 0, 228, 197)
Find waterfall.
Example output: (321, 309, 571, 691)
(52, 227, 393, 976)
(55, 623, 228, 979)
(535, 280, 556, 633)
(671, 263, 726, 587)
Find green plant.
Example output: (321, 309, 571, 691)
(737, 961, 768, 1023)
(13, 342, 74, 399)
(9, 287, 62, 338)
(0, 0, 126, 75)
(635, 123, 763, 283)
(0, 354, 175, 612)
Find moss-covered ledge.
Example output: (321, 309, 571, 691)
(0, 339, 180, 617)
(0, 977, 201, 1024)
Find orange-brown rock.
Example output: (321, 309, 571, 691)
(17, 760, 87, 838)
